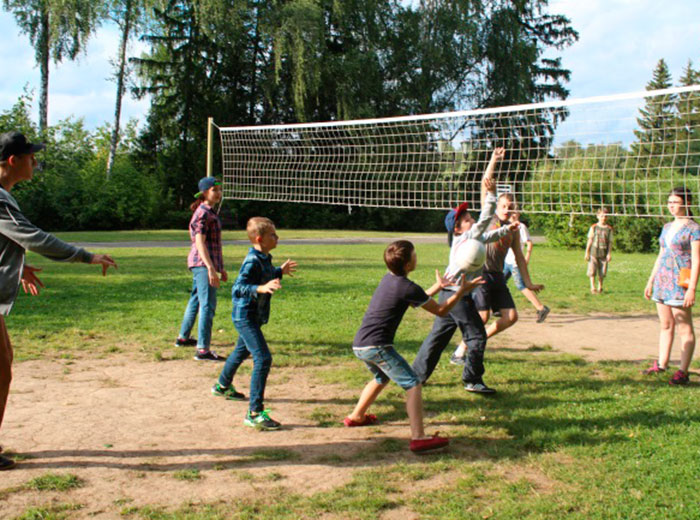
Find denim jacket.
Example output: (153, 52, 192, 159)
(0, 187, 93, 315)
(232, 247, 282, 325)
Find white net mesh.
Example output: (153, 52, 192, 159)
(218, 85, 700, 217)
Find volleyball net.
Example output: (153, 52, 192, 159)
(216, 85, 700, 217)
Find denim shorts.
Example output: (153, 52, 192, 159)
(352, 345, 420, 390)
(503, 262, 526, 291)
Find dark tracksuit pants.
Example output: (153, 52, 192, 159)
(412, 289, 487, 385)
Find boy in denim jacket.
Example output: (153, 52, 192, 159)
(214, 217, 297, 430)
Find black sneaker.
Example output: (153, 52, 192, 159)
(464, 382, 497, 394)
(0, 454, 16, 471)
(193, 350, 225, 362)
(536, 306, 550, 323)
(212, 383, 246, 400)
(244, 410, 282, 431)
(174, 337, 197, 347)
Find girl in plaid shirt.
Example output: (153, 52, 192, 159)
(175, 177, 228, 361)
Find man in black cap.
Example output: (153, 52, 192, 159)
(0, 131, 118, 470)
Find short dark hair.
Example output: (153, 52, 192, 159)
(384, 240, 414, 276)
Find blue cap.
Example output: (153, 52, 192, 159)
(445, 202, 469, 232)
(444, 209, 456, 233)
(194, 177, 221, 198)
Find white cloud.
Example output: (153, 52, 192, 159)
(0, 11, 150, 129)
(547, 0, 700, 99)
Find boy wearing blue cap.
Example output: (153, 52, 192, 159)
(175, 177, 229, 361)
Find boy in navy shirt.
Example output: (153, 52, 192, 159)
(345, 240, 481, 452)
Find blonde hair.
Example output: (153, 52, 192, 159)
(246, 216, 276, 242)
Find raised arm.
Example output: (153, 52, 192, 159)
(481, 147, 505, 206)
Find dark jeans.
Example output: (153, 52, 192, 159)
(412, 290, 487, 385)
(219, 319, 272, 413)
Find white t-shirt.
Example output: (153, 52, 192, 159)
(504, 223, 530, 266)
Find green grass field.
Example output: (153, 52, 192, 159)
(7, 230, 700, 519)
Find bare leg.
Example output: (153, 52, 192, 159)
(479, 309, 490, 324)
(672, 306, 695, 373)
(589, 276, 597, 293)
(520, 288, 545, 312)
(405, 384, 425, 439)
(453, 340, 467, 358)
(656, 303, 674, 369)
(486, 308, 518, 339)
(0, 316, 12, 431)
(348, 380, 387, 422)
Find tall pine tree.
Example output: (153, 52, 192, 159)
(676, 60, 700, 175)
(633, 58, 677, 168)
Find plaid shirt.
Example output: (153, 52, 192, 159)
(187, 203, 223, 272)
(232, 247, 283, 324)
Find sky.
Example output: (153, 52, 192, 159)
(0, 1, 698, 131)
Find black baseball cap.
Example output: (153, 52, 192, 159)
(0, 132, 45, 161)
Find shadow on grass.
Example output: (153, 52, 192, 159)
(13, 438, 481, 472)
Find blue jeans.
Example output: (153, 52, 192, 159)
(178, 267, 217, 349)
(353, 346, 420, 390)
(503, 263, 526, 291)
(219, 319, 272, 413)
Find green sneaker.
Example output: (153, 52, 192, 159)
(243, 410, 281, 431)
(211, 383, 246, 401)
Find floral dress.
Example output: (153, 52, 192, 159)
(652, 220, 700, 307)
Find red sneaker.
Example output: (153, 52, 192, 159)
(669, 370, 690, 386)
(409, 433, 449, 453)
(343, 414, 378, 427)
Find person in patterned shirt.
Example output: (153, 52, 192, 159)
(174, 177, 228, 361)
(643, 187, 700, 385)
(584, 207, 613, 294)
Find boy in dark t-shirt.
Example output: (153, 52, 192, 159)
(344, 240, 481, 452)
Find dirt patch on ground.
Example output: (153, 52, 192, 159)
(490, 310, 663, 363)
(0, 311, 668, 518)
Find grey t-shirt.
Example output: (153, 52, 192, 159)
(353, 273, 430, 347)
(484, 218, 517, 272)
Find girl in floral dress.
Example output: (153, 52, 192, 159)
(644, 187, 700, 385)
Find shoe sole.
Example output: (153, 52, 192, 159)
(465, 387, 497, 394)
(193, 356, 225, 362)
(410, 442, 449, 454)
(211, 390, 246, 401)
(243, 421, 281, 431)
